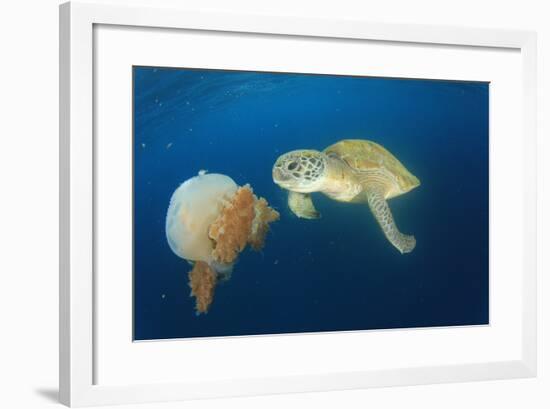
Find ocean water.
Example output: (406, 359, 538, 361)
(133, 66, 489, 340)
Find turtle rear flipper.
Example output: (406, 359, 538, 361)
(365, 185, 415, 254)
(288, 191, 320, 219)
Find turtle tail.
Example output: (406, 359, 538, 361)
(365, 185, 416, 254)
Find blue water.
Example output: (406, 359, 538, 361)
(133, 66, 489, 340)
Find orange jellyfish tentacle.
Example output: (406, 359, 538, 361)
(208, 185, 256, 264)
(249, 196, 280, 251)
(208, 184, 280, 264)
(188, 261, 217, 314)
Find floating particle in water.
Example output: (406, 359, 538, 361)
(185, 100, 190, 105)
(141, 143, 146, 149)
(161, 294, 166, 299)
(274, 123, 279, 128)
(166, 142, 173, 149)
(274, 259, 279, 265)
(154, 97, 159, 104)
(152, 68, 158, 73)
(189, 128, 193, 132)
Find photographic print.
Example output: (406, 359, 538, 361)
(133, 66, 489, 340)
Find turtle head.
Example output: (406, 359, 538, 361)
(272, 149, 327, 193)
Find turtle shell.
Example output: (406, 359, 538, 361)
(323, 139, 420, 195)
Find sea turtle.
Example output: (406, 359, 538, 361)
(272, 139, 420, 254)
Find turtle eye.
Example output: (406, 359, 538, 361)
(287, 161, 298, 171)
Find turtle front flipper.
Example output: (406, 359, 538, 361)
(288, 191, 320, 219)
(365, 185, 416, 254)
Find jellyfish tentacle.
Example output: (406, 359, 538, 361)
(188, 261, 217, 314)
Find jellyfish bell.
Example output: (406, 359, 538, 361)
(166, 171, 280, 314)
(166, 172, 237, 268)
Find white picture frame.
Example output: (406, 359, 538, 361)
(59, 1, 537, 407)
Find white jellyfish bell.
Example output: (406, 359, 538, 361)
(166, 172, 237, 274)
(165, 171, 279, 314)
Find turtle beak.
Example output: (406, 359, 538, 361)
(272, 167, 286, 184)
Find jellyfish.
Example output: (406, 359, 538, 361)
(166, 171, 280, 314)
